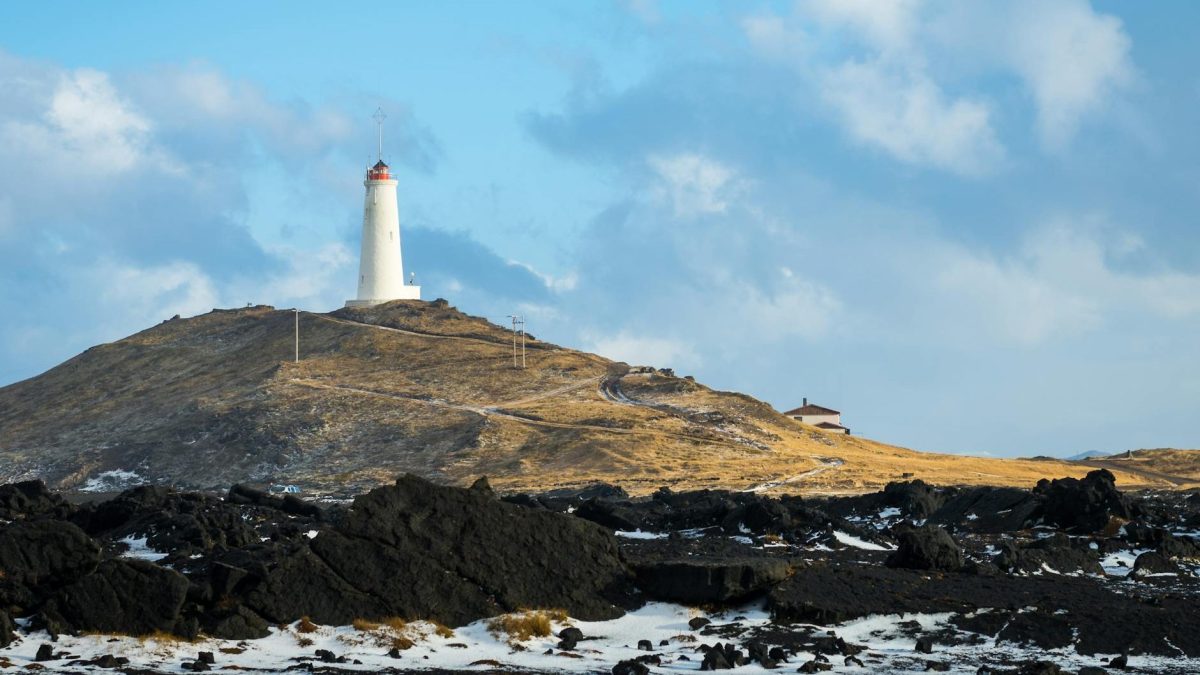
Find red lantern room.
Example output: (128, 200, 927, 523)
(367, 160, 390, 181)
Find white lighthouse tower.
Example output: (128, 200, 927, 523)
(346, 109, 420, 307)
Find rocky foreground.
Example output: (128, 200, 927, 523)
(1, 470, 1199, 673)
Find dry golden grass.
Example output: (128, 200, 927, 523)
(11, 300, 1195, 497)
(381, 617, 408, 631)
(351, 618, 380, 632)
(296, 616, 318, 634)
(486, 609, 567, 642)
(433, 622, 455, 638)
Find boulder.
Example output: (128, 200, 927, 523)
(48, 559, 189, 636)
(633, 558, 791, 604)
(1034, 470, 1131, 533)
(1131, 551, 1181, 579)
(0, 480, 74, 521)
(230, 474, 634, 627)
(927, 487, 1039, 532)
(995, 534, 1104, 576)
(886, 525, 963, 571)
(72, 485, 287, 557)
(0, 520, 101, 587)
(0, 609, 14, 648)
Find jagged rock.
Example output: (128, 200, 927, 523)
(35, 643, 54, 661)
(231, 474, 633, 627)
(612, 659, 650, 675)
(226, 484, 323, 520)
(1131, 551, 1181, 578)
(995, 534, 1104, 576)
(574, 498, 644, 531)
(201, 604, 270, 640)
(916, 636, 934, 653)
(1034, 470, 1131, 533)
(1123, 523, 1200, 559)
(48, 559, 189, 636)
(997, 609, 1074, 650)
(927, 486, 1039, 532)
(73, 486, 264, 556)
(0, 609, 14, 648)
(633, 557, 791, 604)
(0, 480, 74, 521)
(882, 480, 944, 518)
(887, 525, 963, 571)
(689, 617, 712, 630)
(0, 519, 100, 586)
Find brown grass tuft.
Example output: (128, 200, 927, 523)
(382, 616, 408, 631)
(296, 616, 319, 633)
(486, 609, 565, 642)
(392, 636, 414, 650)
(297, 637, 313, 648)
(352, 618, 381, 632)
(434, 622, 455, 638)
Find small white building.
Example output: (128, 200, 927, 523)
(784, 398, 850, 435)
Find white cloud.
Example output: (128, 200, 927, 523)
(743, 0, 1134, 165)
(647, 153, 741, 217)
(48, 69, 159, 172)
(930, 224, 1200, 345)
(584, 330, 701, 370)
(820, 59, 1003, 175)
(802, 0, 923, 53)
(1003, 0, 1133, 148)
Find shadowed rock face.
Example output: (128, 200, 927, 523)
(1034, 468, 1131, 533)
(231, 474, 635, 627)
(886, 525, 963, 572)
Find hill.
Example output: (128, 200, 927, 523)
(0, 301, 1184, 495)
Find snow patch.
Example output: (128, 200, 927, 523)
(119, 536, 168, 562)
(833, 530, 893, 551)
(81, 469, 144, 492)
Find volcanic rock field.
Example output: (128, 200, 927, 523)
(1, 469, 1199, 673)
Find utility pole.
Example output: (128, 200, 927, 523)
(507, 315, 526, 369)
(508, 315, 519, 368)
(293, 309, 299, 363)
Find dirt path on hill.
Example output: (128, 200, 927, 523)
(743, 456, 847, 493)
(287, 379, 749, 448)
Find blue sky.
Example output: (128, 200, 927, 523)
(2, 1, 1198, 458)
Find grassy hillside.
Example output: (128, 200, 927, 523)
(0, 300, 1182, 496)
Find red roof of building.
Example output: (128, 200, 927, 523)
(784, 403, 840, 416)
(814, 421, 849, 431)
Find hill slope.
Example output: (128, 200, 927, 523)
(0, 301, 1182, 495)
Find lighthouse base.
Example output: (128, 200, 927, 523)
(345, 286, 422, 308)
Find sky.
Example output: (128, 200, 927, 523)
(1, 1, 1198, 458)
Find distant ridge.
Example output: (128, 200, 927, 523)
(0, 301, 1189, 496)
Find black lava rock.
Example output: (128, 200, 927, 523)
(887, 525, 963, 571)
(47, 559, 189, 636)
(916, 636, 935, 653)
(1034, 469, 1131, 533)
(612, 658, 650, 675)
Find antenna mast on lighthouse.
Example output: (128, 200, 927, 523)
(372, 107, 387, 162)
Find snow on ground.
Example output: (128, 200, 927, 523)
(1101, 548, 1152, 577)
(80, 469, 144, 492)
(5, 600, 1200, 674)
(615, 530, 669, 540)
(118, 536, 168, 563)
(833, 530, 894, 551)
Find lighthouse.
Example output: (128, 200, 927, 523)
(346, 109, 420, 307)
